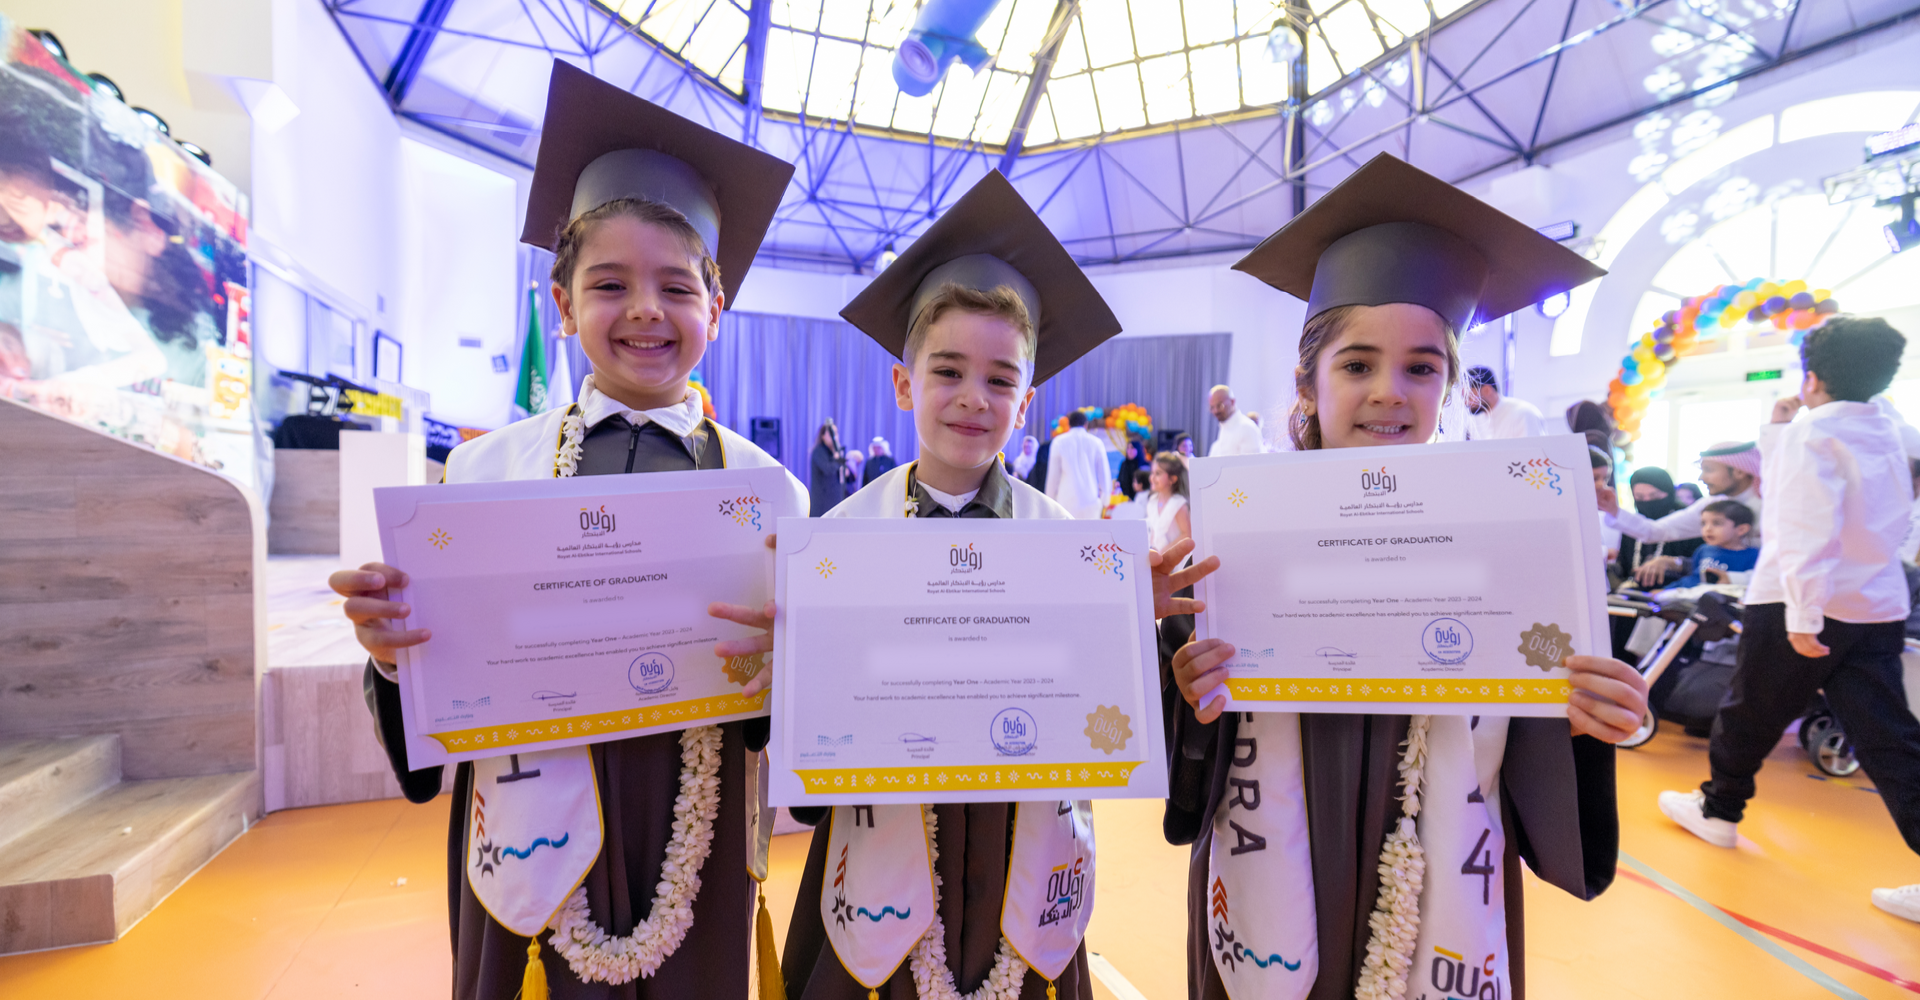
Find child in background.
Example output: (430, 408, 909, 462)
(1667, 499, 1759, 588)
(1658, 316, 1920, 924)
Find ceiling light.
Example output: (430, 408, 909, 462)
(28, 29, 65, 61)
(87, 73, 123, 102)
(1537, 292, 1571, 318)
(134, 107, 170, 135)
(177, 141, 211, 166)
(1887, 193, 1920, 254)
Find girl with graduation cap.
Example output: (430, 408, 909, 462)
(722, 171, 1215, 1000)
(1164, 155, 1650, 1000)
(330, 63, 806, 999)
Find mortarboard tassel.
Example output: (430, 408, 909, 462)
(756, 886, 788, 1000)
(522, 936, 549, 1000)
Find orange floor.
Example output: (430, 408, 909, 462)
(2, 728, 1915, 999)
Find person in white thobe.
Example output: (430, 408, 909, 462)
(1045, 412, 1112, 519)
(1207, 384, 1265, 456)
(1466, 366, 1546, 439)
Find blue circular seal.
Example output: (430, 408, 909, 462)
(990, 708, 1038, 756)
(628, 652, 675, 694)
(1421, 618, 1474, 664)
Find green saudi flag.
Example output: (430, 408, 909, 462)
(515, 282, 549, 415)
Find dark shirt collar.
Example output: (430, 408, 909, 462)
(905, 459, 1014, 519)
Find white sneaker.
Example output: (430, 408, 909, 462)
(1871, 884, 1920, 922)
(1658, 789, 1738, 848)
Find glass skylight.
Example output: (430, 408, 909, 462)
(605, 0, 1483, 148)
(610, 0, 754, 93)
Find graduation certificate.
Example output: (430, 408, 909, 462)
(767, 518, 1167, 805)
(1188, 434, 1609, 716)
(373, 467, 801, 766)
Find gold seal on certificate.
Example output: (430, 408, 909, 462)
(1188, 434, 1610, 716)
(373, 467, 802, 766)
(767, 518, 1167, 805)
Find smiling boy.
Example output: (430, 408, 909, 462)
(764, 172, 1215, 1000)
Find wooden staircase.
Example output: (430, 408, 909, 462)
(2, 397, 268, 955)
(0, 737, 259, 954)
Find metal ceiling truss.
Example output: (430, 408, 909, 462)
(324, 0, 1920, 271)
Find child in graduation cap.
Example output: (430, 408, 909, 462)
(714, 172, 1216, 1000)
(1164, 155, 1650, 1000)
(329, 63, 805, 999)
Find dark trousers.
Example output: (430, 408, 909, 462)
(1700, 602, 1920, 854)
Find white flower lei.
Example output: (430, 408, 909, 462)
(1355, 714, 1431, 1000)
(540, 410, 723, 984)
(546, 723, 723, 983)
(907, 805, 1033, 1000)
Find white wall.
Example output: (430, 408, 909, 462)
(397, 138, 520, 429)
(247, 0, 401, 349)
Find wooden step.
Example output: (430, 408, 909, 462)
(0, 770, 260, 954)
(0, 737, 122, 847)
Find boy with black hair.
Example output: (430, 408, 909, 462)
(1660, 316, 1920, 923)
(1665, 499, 1757, 589)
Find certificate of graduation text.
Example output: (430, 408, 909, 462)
(373, 467, 800, 767)
(1188, 435, 1610, 716)
(768, 518, 1167, 805)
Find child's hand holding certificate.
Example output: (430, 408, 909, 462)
(372, 467, 802, 767)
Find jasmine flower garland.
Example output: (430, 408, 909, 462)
(907, 805, 1032, 1000)
(542, 411, 720, 984)
(1355, 714, 1430, 1000)
(546, 723, 723, 983)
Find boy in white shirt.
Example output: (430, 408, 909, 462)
(1658, 317, 1920, 922)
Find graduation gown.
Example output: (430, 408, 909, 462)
(364, 393, 806, 1000)
(779, 461, 1096, 1000)
(1159, 605, 1620, 1000)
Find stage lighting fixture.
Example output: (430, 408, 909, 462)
(1535, 220, 1579, 242)
(177, 141, 211, 166)
(1887, 193, 1920, 254)
(1537, 291, 1571, 318)
(87, 73, 123, 102)
(876, 244, 899, 271)
(134, 107, 170, 136)
(28, 29, 65, 60)
(1265, 23, 1303, 64)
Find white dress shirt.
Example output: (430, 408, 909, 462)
(1744, 401, 1913, 632)
(1475, 395, 1546, 439)
(1209, 410, 1265, 456)
(576, 374, 704, 436)
(1044, 427, 1113, 519)
(1605, 485, 1765, 548)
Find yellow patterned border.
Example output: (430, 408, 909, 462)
(428, 691, 769, 752)
(1228, 677, 1570, 704)
(795, 760, 1146, 794)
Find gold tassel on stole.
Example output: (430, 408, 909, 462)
(522, 936, 549, 1000)
(757, 886, 788, 1000)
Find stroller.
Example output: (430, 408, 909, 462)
(1607, 589, 1864, 777)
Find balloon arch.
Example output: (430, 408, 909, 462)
(1607, 278, 1839, 443)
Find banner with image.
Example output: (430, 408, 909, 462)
(0, 17, 254, 481)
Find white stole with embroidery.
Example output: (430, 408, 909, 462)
(1206, 712, 1318, 999)
(822, 804, 939, 988)
(467, 749, 605, 936)
(1406, 715, 1511, 1000)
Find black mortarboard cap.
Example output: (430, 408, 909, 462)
(1232, 153, 1605, 332)
(521, 61, 794, 308)
(839, 171, 1121, 385)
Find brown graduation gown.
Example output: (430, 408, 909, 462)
(365, 415, 768, 1000)
(1156, 614, 1621, 1000)
(779, 465, 1094, 1000)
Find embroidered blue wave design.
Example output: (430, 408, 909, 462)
(855, 905, 912, 922)
(1236, 944, 1303, 971)
(499, 832, 570, 860)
